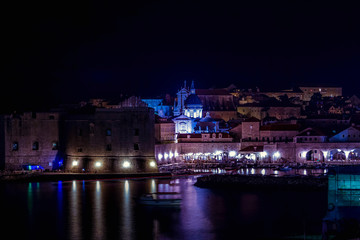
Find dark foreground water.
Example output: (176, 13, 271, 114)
(0, 176, 327, 240)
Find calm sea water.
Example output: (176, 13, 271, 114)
(0, 176, 327, 240)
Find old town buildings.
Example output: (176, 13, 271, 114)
(155, 82, 360, 166)
(0, 81, 359, 171)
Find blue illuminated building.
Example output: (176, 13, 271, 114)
(142, 99, 172, 117)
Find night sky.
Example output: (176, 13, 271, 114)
(3, 0, 360, 112)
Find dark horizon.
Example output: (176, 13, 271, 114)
(3, 0, 360, 112)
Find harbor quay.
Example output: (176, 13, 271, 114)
(155, 142, 360, 167)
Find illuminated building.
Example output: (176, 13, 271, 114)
(0, 97, 158, 173)
(63, 107, 157, 173)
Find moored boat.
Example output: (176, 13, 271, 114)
(135, 192, 182, 206)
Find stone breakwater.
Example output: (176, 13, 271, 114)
(194, 174, 328, 191)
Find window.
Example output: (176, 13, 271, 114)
(49, 115, 55, 120)
(52, 141, 58, 150)
(89, 123, 95, 135)
(134, 128, 139, 136)
(106, 144, 112, 151)
(78, 129, 83, 136)
(106, 129, 112, 136)
(77, 148, 82, 152)
(12, 142, 18, 151)
(134, 143, 139, 150)
(32, 142, 39, 150)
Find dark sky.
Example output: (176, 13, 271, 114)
(2, 0, 360, 112)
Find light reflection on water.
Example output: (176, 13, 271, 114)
(121, 180, 132, 240)
(202, 167, 327, 176)
(1, 177, 328, 240)
(93, 181, 104, 240)
(70, 180, 81, 240)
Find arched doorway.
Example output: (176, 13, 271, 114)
(348, 149, 360, 161)
(327, 149, 346, 161)
(306, 149, 324, 162)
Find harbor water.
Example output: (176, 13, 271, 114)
(0, 176, 327, 240)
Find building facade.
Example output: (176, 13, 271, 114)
(0, 103, 158, 173)
(0, 112, 61, 170)
(63, 108, 157, 173)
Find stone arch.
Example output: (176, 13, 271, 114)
(305, 149, 325, 162)
(348, 149, 360, 161)
(327, 149, 346, 161)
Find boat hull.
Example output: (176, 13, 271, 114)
(136, 199, 182, 206)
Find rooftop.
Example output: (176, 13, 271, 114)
(195, 89, 231, 95)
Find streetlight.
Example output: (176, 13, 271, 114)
(123, 161, 130, 168)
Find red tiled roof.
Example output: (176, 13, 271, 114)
(260, 124, 300, 131)
(296, 128, 326, 136)
(243, 117, 260, 122)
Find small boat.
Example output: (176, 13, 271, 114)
(135, 192, 182, 206)
(278, 166, 292, 171)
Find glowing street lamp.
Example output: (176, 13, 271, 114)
(149, 161, 156, 167)
(123, 161, 130, 168)
(273, 151, 280, 158)
(72, 160, 79, 166)
(229, 151, 237, 157)
(95, 161, 102, 167)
